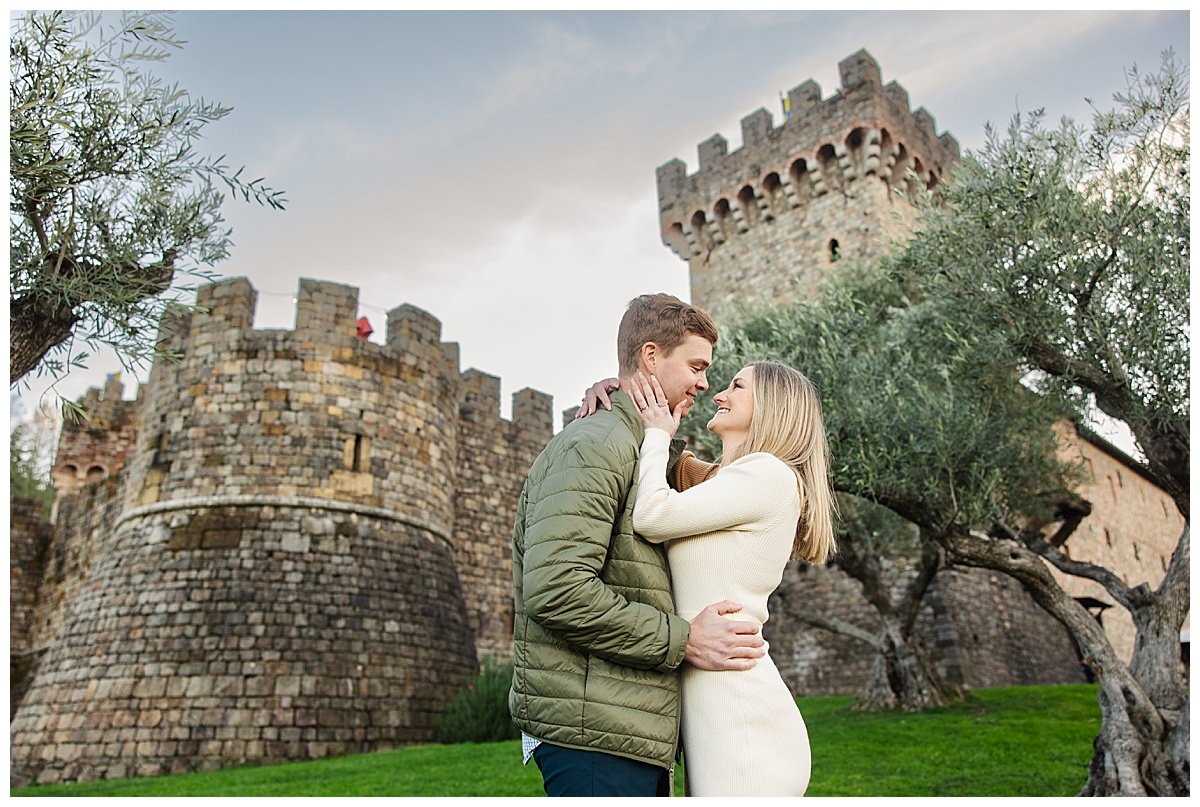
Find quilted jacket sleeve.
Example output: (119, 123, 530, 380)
(521, 435, 689, 673)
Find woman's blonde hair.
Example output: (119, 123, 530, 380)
(724, 361, 838, 564)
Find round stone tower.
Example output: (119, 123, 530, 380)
(10, 278, 479, 785)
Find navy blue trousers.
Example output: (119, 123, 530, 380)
(533, 742, 671, 797)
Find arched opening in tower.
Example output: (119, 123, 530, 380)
(789, 159, 811, 204)
(817, 143, 840, 190)
(845, 128, 867, 179)
(889, 142, 910, 194)
(762, 172, 783, 218)
(691, 210, 712, 251)
(665, 222, 689, 257)
(713, 198, 731, 240)
(737, 185, 759, 228)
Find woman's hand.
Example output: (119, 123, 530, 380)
(574, 377, 620, 420)
(630, 372, 685, 437)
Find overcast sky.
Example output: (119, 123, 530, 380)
(10, 8, 1191, 441)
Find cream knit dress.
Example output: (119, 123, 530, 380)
(634, 428, 811, 797)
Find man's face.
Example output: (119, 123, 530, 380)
(647, 333, 713, 412)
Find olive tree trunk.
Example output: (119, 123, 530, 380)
(940, 525, 1189, 796)
(783, 533, 961, 711)
(9, 294, 79, 384)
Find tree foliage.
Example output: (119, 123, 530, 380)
(9, 396, 60, 519)
(9, 10, 285, 391)
(682, 262, 1075, 535)
(887, 50, 1189, 516)
(884, 50, 1189, 797)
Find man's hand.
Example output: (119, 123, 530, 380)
(684, 600, 765, 671)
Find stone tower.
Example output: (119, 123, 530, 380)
(656, 49, 960, 315)
(10, 277, 552, 786)
(48, 373, 139, 523)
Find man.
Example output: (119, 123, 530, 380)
(509, 293, 765, 797)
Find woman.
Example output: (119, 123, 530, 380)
(598, 361, 836, 796)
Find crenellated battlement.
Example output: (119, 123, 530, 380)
(656, 49, 962, 313)
(659, 49, 958, 200)
(296, 278, 358, 338)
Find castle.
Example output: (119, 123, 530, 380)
(10, 49, 1184, 787)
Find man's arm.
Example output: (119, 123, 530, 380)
(521, 438, 689, 673)
(685, 601, 765, 670)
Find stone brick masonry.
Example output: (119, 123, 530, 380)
(657, 49, 960, 316)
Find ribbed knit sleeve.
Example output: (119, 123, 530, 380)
(633, 428, 796, 542)
(674, 450, 719, 491)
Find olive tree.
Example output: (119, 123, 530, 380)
(882, 51, 1189, 797)
(772, 494, 963, 712)
(10, 11, 284, 393)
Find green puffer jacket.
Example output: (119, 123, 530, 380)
(509, 391, 690, 770)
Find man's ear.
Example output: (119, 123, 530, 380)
(639, 342, 658, 372)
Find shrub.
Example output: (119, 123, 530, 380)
(435, 658, 519, 744)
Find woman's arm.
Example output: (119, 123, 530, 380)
(634, 429, 795, 542)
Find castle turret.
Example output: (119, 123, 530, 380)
(657, 49, 961, 314)
(9, 277, 555, 786)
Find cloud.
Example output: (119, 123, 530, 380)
(467, 14, 697, 122)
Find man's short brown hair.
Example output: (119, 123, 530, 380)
(616, 293, 719, 376)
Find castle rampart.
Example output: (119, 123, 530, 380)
(10, 278, 552, 786)
(9, 496, 53, 718)
(454, 372, 553, 661)
(657, 49, 961, 314)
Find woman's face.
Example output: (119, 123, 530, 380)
(707, 365, 755, 441)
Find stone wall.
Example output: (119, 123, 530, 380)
(10, 496, 51, 655)
(930, 568, 1087, 688)
(453, 371, 552, 663)
(765, 558, 1087, 698)
(9, 495, 54, 717)
(10, 505, 475, 785)
(50, 374, 139, 523)
(27, 476, 124, 660)
(1052, 426, 1188, 662)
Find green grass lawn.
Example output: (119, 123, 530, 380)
(11, 684, 1100, 797)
